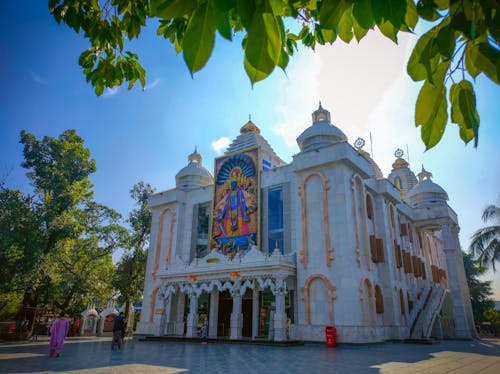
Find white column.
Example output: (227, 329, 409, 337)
(274, 290, 288, 341)
(97, 316, 104, 336)
(209, 290, 219, 338)
(442, 223, 471, 339)
(158, 297, 168, 336)
(186, 293, 199, 337)
(174, 293, 185, 336)
(252, 288, 259, 339)
(230, 283, 243, 340)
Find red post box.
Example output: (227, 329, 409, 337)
(325, 326, 336, 348)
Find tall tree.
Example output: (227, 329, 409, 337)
(48, 0, 499, 149)
(470, 204, 500, 271)
(0, 130, 125, 337)
(113, 182, 155, 333)
(462, 252, 494, 324)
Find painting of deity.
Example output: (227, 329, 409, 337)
(210, 147, 259, 258)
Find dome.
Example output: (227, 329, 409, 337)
(392, 157, 409, 169)
(296, 102, 347, 152)
(358, 149, 384, 179)
(240, 117, 261, 135)
(406, 166, 448, 208)
(175, 147, 213, 190)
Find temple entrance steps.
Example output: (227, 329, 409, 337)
(140, 335, 303, 346)
(409, 284, 447, 341)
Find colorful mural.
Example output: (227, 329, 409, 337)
(210, 147, 259, 257)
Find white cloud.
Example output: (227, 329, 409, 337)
(29, 70, 48, 85)
(102, 86, 120, 98)
(271, 30, 419, 165)
(211, 137, 230, 155)
(145, 77, 161, 90)
(272, 49, 323, 148)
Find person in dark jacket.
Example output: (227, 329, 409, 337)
(111, 312, 126, 350)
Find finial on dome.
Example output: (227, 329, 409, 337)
(392, 148, 409, 169)
(188, 146, 202, 164)
(312, 102, 331, 124)
(417, 165, 433, 181)
(240, 116, 261, 134)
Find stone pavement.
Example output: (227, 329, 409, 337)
(0, 336, 499, 373)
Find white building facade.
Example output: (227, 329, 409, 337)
(136, 105, 476, 343)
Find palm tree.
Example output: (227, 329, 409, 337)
(470, 204, 500, 271)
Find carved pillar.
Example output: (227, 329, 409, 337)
(174, 293, 185, 336)
(209, 290, 219, 338)
(186, 293, 199, 338)
(230, 283, 243, 340)
(442, 223, 471, 339)
(252, 288, 259, 339)
(273, 277, 288, 341)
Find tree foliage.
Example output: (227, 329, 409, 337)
(48, 0, 499, 149)
(470, 204, 500, 271)
(462, 252, 494, 323)
(113, 182, 154, 330)
(0, 130, 123, 326)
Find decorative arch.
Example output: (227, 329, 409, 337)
(149, 285, 161, 322)
(298, 171, 333, 268)
(153, 207, 177, 279)
(359, 277, 376, 326)
(301, 274, 336, 325)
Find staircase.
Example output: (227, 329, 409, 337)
(409, 284, 446, 341)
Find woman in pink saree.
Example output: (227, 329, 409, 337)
(49, 311, 70, 357)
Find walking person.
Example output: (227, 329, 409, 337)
(49, 311, 69, 357)
(111, 312, 126, 350)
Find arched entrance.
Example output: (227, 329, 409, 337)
(217, 290, 231, 337)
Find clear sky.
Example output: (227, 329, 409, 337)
(0, 4, 499, 297)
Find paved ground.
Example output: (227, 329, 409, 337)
(0, 336, 499, 373)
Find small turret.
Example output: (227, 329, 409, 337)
(175, 147, 213, 190)
(296, 102, 348, 152)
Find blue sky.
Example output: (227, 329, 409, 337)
(0, 3, 499, 297)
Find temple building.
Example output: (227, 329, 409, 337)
(136, 104, 476, 343)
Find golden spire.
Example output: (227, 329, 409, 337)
(240, 116, 261, 134)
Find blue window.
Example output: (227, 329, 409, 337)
(268, 186, 284, 253)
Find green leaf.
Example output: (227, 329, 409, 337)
(352, 18, 368, 42)
(237, 0, 256, 29)
(215, 6, 232, 40)
(465, 42, 500, 84)
(321, 27, 337, 44)
(415, 63, 449, 149)
(385, 0, 407, 29)
(319, 0, 352, 29)
(407, 30, 438, 82)
(352, 0, 373, 29)
(436, 22, 455, 59)
(244, 57, 270, 85)
(277, 49, 289, 71)
(404, 0, 418, 30)
(377, 21, 398, 43)
(338, 6, 353, 43)
(371, 0, 385, 23)
(151, 0, 198, 19)
(450, 80, 480, 145)
(182, 0, 216, 74)
(245, 0, 281, 78)
(416, 0, 441, 21)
